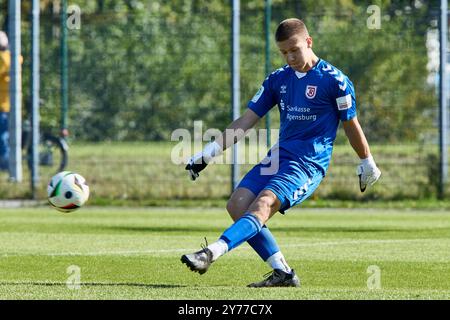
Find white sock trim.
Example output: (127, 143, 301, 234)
(207, 239, 228, 261)
(266, 251, 292, 273)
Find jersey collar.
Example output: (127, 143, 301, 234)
(294, 58, 322, 79)
(295, 71, 307, 79)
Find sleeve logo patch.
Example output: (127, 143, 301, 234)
(251, 86, 264, 103)
(336, 94, 352, 110)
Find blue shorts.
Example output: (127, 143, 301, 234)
(237, 150, 323, 214)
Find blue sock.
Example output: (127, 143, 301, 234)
(220, 213, 262, 251)
(247, 226, 280, 261)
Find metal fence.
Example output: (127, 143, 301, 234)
(0, 0, 448, 202)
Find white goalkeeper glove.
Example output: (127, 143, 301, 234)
(185, 141, 222, 181)
(356, 155, 381, 192)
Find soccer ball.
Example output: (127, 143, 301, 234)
(47, 171, 90, 212)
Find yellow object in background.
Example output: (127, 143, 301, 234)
(0, 50, 10, 113)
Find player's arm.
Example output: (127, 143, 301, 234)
(186, 109, 260, 180)
(342, 117, 370, 159)
(342, 117, 381, 192)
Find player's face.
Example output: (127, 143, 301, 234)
(277, 34, 312, 72)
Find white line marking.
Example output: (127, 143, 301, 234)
(282, 238, 436, 248)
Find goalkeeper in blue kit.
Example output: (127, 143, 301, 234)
(182, 18, 381, 287)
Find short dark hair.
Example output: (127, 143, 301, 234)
(275, 18, 309, 42)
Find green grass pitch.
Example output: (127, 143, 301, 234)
(0, 206, 449, 300)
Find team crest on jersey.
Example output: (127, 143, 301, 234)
(305, 85, 317, 99)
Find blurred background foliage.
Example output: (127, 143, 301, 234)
(0, 0, 440, 143)
(0, 0, 447, 202)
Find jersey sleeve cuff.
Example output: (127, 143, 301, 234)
(247, 102, 267, 118)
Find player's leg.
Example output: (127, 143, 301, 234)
(181, 189, 281, 274)
(181, 150, 301, 282)
(226, 187, 255, 222)
(181, 151, 288, 276)
(227, 188, 283, 256)
(241, 190, 299, 287)
(227, 187, 289, 272)
(246, 170, 324, 287)
(180, 160, 269, 275)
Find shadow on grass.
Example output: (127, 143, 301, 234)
(0, 282, 185, 288)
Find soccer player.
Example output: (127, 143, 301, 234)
(182, 18, 381, 287)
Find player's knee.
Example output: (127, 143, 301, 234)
(226, 201, 246, 221)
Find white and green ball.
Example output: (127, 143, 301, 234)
(47, 171, 90, 212)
